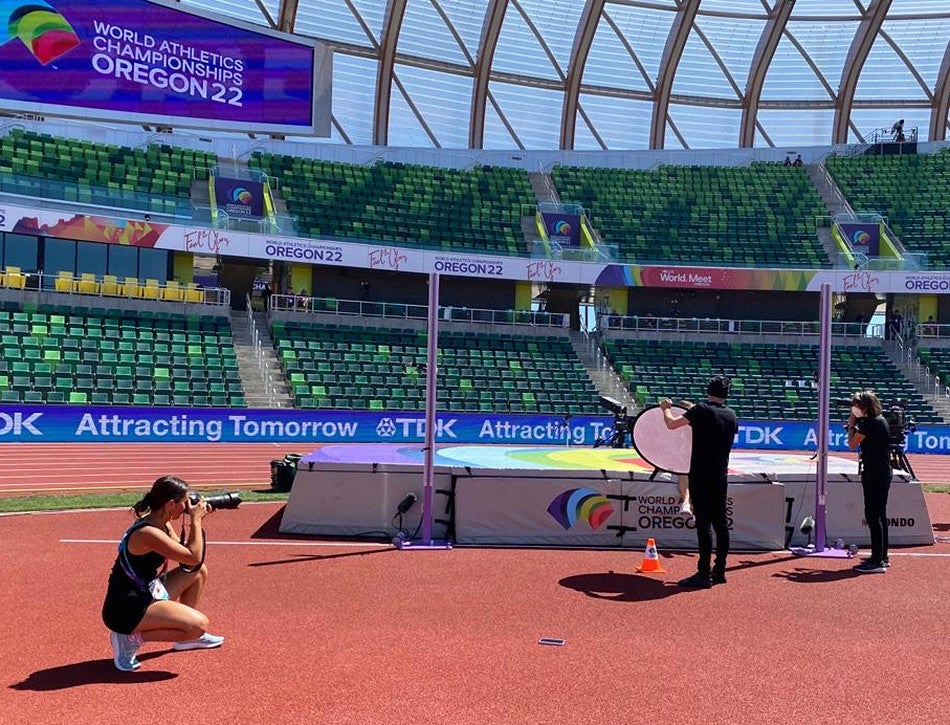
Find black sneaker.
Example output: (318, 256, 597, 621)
(861, 556, 891, 568)
(678, 573, 712, 589)
(710, 571, 727, 585)
(854, 560, 887, 574)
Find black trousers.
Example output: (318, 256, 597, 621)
(862, 470, 892, 562)
(690, 479, 729, 576)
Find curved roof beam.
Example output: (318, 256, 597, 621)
(931, 39, 950, 142)
(469, 0, 509, 149)
(650, 0, 701, 150)
(739, 0, 795, 148)
(374, 0, 409, 146)
(560, 0, 606, 150)
(832, 0, 891, 145)
(276, 0, 297, 31)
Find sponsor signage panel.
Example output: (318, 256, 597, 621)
(0, 0, 330, 134)
(839, 222, 881, 257)
(5, 406, 950, 455)
(540, 212, 581, 248)
(213, 177, 264, 218)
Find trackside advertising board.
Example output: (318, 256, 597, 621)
(2, 406, 950, 453)
(0, 0, 331, 134)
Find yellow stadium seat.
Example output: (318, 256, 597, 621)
(141, 279, 161, 300)
(123, 276, 141, 298)
(3, 266, 26, 289)
(77, 272, 99, 295)
(101, 274, 121, 297)
(54, 271, 75, 293)
(162, 280, 184, 302)
(184, 282, 204, 303)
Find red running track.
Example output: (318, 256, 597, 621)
(1, 499, 949, 724)
(0, 443, 297, 495)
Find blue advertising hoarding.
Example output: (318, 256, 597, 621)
(1, 405, 949, 454)
(540, 212, 582, 248)
(0, 0, 331, 134)
(214, 177, 264, 219)
(839, 222, 881, 257)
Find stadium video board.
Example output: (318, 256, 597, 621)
(0, 0, 331, 135)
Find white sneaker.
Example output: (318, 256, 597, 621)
(173, 632, 225, 651)
(110, 631, 143, 672)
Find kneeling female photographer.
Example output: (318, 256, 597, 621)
(101, 475, 224, 671)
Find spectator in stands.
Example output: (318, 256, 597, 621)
(783, 155, 792, 167)
(102, 476, 224, 672)
(891, 119, 905, 143)
(261, 283, 273, 310)
(793, 154, 804, 167)
(922, 315, 937, 337)
(297, 288, 310, 311)
(846, 391, 892, 573)
(660, 375, 738, 588)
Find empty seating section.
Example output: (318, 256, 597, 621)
(272, 321, 601, 414)
(0, 128, 215, 217)
(917, 348, 950, 389)
(603, 338, 940, 424)
(826, 151, 950, 268)
(0, 304, 244, 407)
(551, 163, 829, 267)
(250, 154, 535, 255)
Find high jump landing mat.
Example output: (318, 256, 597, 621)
(280, 444, 931, 549)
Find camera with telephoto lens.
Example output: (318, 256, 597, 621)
(189, 491, 242, 510)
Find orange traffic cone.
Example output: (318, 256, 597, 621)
(636, 538, 666, 573)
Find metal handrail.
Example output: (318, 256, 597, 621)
(600, 314, 883, 338)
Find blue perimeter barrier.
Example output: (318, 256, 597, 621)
(1, 405, 948, 453)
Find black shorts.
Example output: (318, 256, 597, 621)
(101, 582, 152, 635)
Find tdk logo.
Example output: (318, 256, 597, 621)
(0, 412, 43, 436)
(376, 418, 396, 437)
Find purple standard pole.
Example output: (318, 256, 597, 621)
(791, 283, 851, 558)
(398, 272, 451, 550)
(814, 282, 832, 551)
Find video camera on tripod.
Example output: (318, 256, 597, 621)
(593, 396, 633, 448)
(882, 399, 916, 446)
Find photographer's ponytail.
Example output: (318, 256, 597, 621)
(131, 492, 153, 517)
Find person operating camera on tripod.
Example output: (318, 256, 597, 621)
(101, 476, 225, 671)
(846, 391, 893, 574)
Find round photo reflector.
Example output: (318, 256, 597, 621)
(632, 404, 692, 475)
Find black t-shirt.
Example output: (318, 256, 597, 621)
(684, 400, 738, 480)
(855, 414, 891, 474)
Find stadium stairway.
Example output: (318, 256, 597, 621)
(883, 341, 950, 421)
(567, 330, 637, 411)
(229, 310, 293, 408)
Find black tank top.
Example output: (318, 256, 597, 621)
(115, 521, 167, 588)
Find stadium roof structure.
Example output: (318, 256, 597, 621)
(183, 1, 950, 150)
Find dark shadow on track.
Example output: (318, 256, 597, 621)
(248, 548, 395, 568)
(771, 567, 862, 583)
(248, 506, 393, 544)
(9, 658, 177, 690)
(559, 571, 685, 602)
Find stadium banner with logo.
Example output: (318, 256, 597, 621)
(838, 222, 881, 257)
(781, 478, 932, 546)
(213, 177, 264, 218)
(0, 0, 331, 135)
(9, 199, 950, 291)
(3, 406, 950, 454)
(453, 474, 787, 548)
(540, 212, 581, 248)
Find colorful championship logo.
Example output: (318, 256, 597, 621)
(553, 220, 572, 235)
(1, 1, 80, 65)
(232, 187, 253, 205)
(547, 487, 614, 530)
(852, 229, 870, 246)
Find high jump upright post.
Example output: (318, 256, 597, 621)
(791, 282, 850, 557)
(398, 272, 451, 550)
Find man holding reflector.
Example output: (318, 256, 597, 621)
(659, 375, 738, 589)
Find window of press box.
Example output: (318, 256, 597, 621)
(1, 232, 39, 272)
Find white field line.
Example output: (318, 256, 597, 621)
(60, 538, 391, 549)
